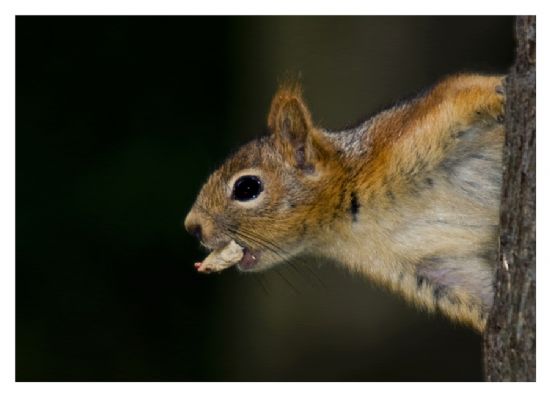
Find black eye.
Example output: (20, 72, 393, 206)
(232, 175, 263, 202)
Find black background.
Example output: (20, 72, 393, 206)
(17, 16, 515, 381)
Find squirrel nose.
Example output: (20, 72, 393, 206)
(186, 222, 203, 242)
(184, 210, 205, 242)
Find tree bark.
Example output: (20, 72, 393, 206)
(483, 16, 536, 381)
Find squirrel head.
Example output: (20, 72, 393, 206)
(185, 83, 346, 272)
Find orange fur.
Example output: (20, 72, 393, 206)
(185, 74, 505, 332)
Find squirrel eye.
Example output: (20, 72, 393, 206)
(232, 175, 263, 202)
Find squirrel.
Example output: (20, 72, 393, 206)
(184, 74, 505, 332)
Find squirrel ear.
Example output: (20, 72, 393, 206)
(267, 84, 328, 170)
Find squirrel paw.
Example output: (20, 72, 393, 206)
(476, 76, 506, 124)
(446, 74, 507, 128)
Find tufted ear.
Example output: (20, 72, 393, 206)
(267, 83, 331, 171)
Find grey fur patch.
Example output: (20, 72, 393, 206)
(433, 284, 449, 300)
(417, 255, 494, 310)
(435, 125, 503, 206)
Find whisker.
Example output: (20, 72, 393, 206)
(229, 226, 326, 289)
(233, 227, 325, 288)
(193, 213, 325, 291)
(302, 262, 327, 290)
(227, 227, 285, 258)
(253, 274, 270, 296)
(274, 267, 300, 295)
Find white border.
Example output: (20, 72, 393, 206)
(2, 2, 547, 396)
(3, 0, 540, 15)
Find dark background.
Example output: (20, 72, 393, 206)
(16, 16, 515, 381)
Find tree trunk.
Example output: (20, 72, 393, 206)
(483, 16, 536, 381)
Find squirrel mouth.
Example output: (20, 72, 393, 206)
(194, 240, 259, 273)
(236, 248, 260, 271)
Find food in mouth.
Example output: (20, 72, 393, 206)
(194, 240, 244, 273)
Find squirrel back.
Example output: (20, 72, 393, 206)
(185, 74, 505, 332)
